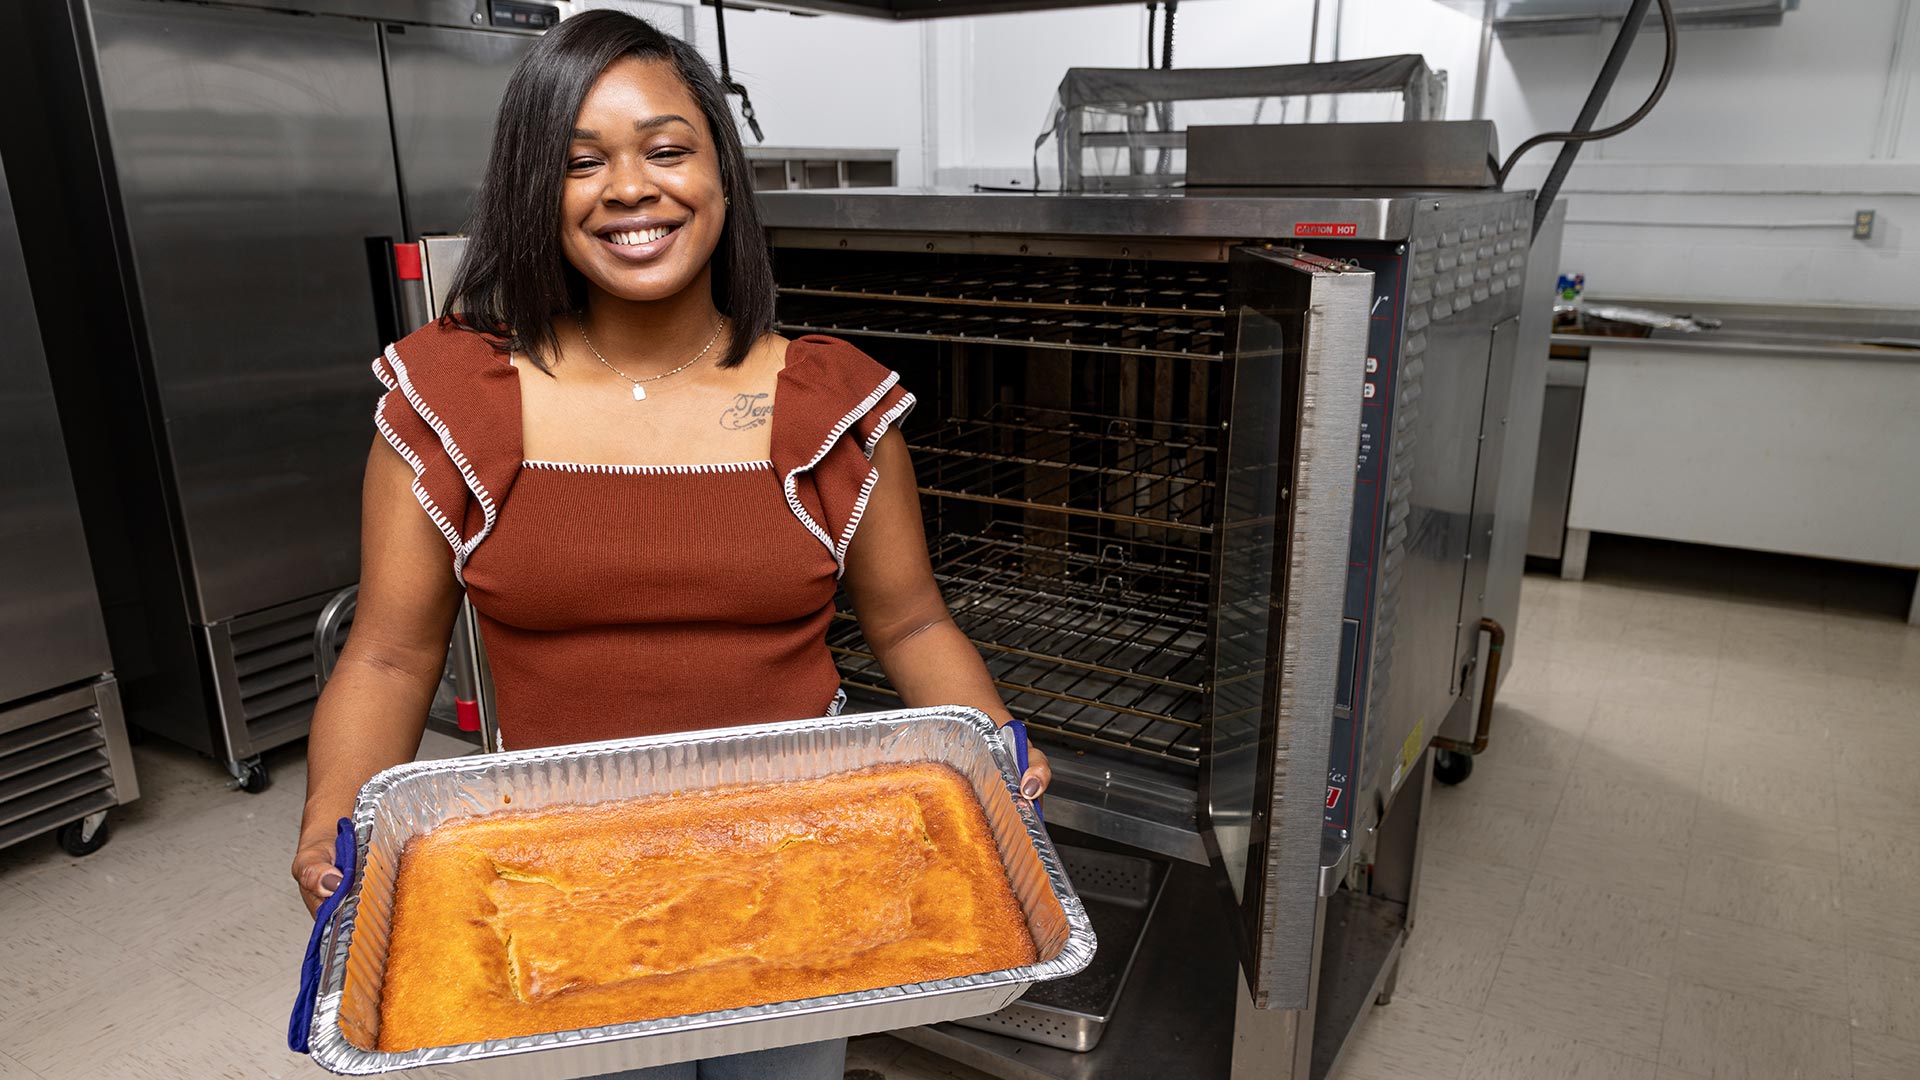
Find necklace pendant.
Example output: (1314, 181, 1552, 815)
(631, 383, 647, 401)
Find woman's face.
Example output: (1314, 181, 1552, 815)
(559, 57, 725, 305)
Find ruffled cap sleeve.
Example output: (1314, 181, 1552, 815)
(770, 336, 916, 576)
(371, 321, 523, 583)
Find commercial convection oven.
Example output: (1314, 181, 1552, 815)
(410, 180, 1553, 1077)
(757, 187, 1550, 1079)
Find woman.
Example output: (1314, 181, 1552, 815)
(290, 11, 1049, 1078)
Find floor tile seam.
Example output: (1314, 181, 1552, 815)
(1475, 972, 1667, 1067)
(3, 865, 141, 951)
(1515, 849, 1678, 913)
(0, 1049, 50, 1080)
(1679, 825, 1845, 879)
(1661, 955, 1855, 1024)
(1674, 883, 1849, 953)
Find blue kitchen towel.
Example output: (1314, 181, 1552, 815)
(1005, 718, 1041, 821)
(288, 817, 355, 1053)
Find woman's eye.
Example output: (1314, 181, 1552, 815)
(566, 158, 599, 172)
(650, 149, 691, 163)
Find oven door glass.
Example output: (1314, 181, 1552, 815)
(1204, 246, 1370, 1009)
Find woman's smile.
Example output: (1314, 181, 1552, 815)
(592, 216, 684, 263)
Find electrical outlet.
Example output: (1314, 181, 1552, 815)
(1854, 209, 1876, 240)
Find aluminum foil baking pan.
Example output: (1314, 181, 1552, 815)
(306, 707, 1095, 1077)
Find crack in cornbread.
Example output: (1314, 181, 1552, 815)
(374, 762, 1035, 1051)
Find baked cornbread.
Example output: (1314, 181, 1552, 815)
(373, 762, 1035, 1051)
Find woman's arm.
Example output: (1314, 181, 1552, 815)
(290, 437, 462, 913)
(840, 429, 1050, 798)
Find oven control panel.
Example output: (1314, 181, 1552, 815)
(1310, 243, 1406, 836)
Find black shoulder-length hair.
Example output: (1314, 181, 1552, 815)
(444, 10, 773, 370)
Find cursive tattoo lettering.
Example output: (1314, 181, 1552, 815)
(720, 392, 773, 430)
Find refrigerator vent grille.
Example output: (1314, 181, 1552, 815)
(227, 593, 336, 749)
(0, 698, 117, 849)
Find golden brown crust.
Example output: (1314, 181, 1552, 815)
(372, 762, 1034, 1052)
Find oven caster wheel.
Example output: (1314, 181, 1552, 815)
(1434, 749, 1473, 786)
(229, 757, 270, 794)
(56, 812, 111, 857)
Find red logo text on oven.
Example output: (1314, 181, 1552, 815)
(1295, 222, 1359, 237)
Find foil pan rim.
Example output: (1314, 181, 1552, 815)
(308, 706, 1096, 1075)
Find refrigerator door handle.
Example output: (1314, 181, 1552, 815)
(363, 236, 403, 347)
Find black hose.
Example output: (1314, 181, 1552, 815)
(1155, 0, 1178, 175)
(1146, 2, 1158, 69)
(712, 0, 764, 143)
(1161, 0, 1177, 69)
(1496, 0, 1676, 187)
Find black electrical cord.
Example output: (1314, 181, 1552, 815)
(1160, 0, 1177, 69)
(1495, 0, 1675, 187)
(1155, 0, 1178, 175)
(1146, 2, 1159, 69)
(712, 0, 764, 143)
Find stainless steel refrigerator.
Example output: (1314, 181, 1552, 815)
(0, 0, 607, 789)
(0, 154, 141, 855)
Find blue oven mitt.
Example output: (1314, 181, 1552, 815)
(288, 817, 355, 1053)
(1005, 718, 1041, 822)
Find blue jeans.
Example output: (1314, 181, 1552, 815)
(591, 1038, 846, 1079)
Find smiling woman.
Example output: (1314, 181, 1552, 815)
(445, 14, 773, 374)
(291, 12, 1049, 1079)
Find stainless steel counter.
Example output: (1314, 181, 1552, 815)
(1551, 299, 1920, 362)
(1548, 298, 1920, 623)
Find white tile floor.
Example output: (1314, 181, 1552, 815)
(1341, 541, 1920, 1080)
(0, 539, 1913, 1080)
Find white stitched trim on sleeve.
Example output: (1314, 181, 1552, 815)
(782, 370, 899, 578)
(861, 391, 917, 459)
(833, 464, 882, 570)
(375, 344, 499, 585)
(373, 391, 466, 569)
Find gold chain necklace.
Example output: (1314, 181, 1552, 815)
(574, 313, 726, 402)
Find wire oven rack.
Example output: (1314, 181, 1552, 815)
(830, 527, 1213, 766)
(913, 406, 1217, 534)
(778, 260, 1230, 316)
(775, 259, 1230, 361)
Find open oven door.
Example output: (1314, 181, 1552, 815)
(1203, 246, 1371, 1010)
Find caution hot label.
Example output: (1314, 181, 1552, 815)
(1295, 222, 1359, 237)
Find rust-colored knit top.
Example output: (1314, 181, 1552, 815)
(371, 321, 914, 749)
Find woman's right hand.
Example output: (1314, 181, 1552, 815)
(292, 835, 345, 917)
(289, 437, 463, 918)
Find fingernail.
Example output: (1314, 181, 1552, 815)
(1021, 778, 1043, 799)
(319, 871, 342, 895)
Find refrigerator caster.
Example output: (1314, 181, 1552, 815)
(56, 811, 111, 856)
(229, 757, 270, 794)
(1434, 749, 1473, 786)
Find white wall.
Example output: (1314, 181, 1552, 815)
(684, 5, 931, 183)
(679, 0, 1920, 309)
(1486, 1, 1920, 307)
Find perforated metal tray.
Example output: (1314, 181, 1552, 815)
(305, 707, 1096, 1076)
(951, 845, 1167, 1051)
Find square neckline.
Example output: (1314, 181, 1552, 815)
(508, 336, 801, 473)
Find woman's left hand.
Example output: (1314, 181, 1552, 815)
(1019, 742, 1051, 800)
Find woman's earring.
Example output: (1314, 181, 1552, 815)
(724, 196, 732, 205)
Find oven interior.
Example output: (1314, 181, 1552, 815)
(772, 247, 1262, 795)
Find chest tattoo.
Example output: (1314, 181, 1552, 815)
(720, 392, 773, 431)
